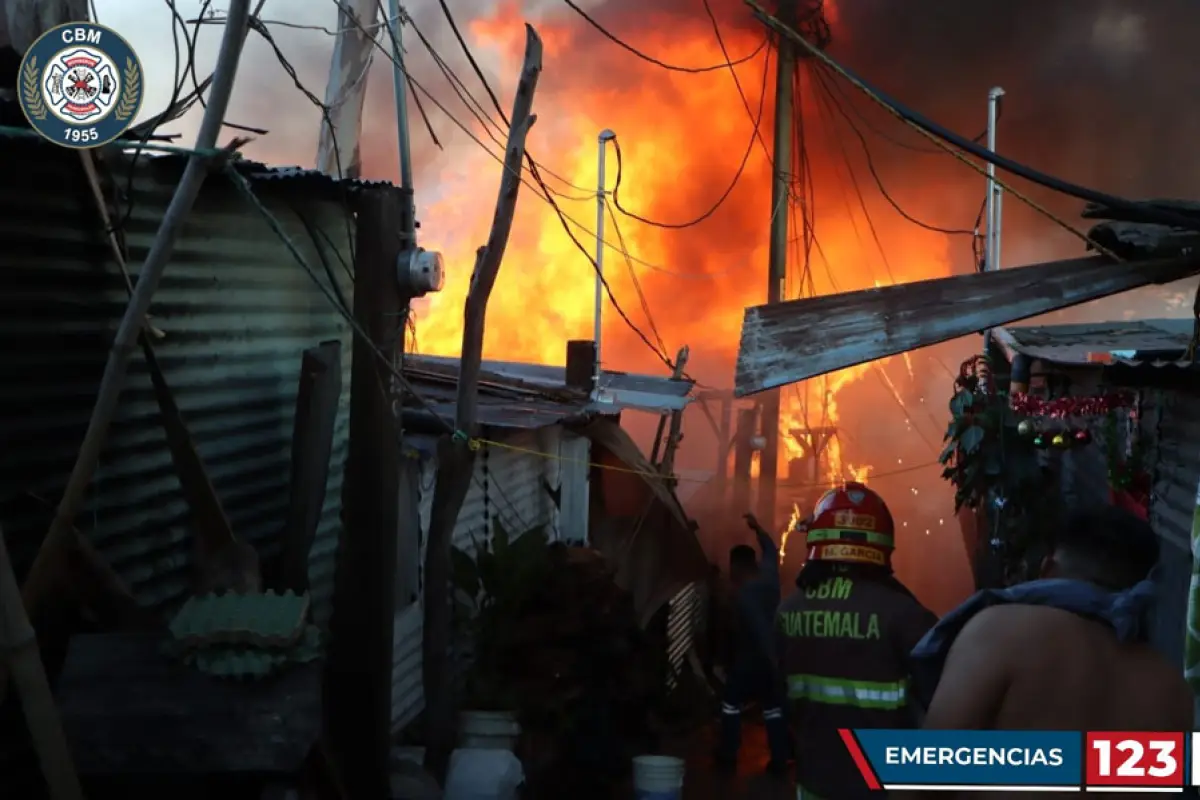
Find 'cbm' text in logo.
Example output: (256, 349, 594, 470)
(19, 23, 144, 149)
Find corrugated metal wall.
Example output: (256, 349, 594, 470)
(1147, 388, 1200, 667)
(0, 140, 353, 624)
(665, 580, 706, 688)
(390, 428, 563, 732)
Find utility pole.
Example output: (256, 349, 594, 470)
(758, 8, 797, 533)
(316, 0, 379, 180)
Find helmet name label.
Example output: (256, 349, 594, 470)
(818, 543, 887, 565)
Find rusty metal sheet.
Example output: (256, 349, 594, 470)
(734, 254, 1200, 396)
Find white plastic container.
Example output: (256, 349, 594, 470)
(444, 748, 524, 800)
(458, 710, 521, 751)
(632, 754, 685, 800)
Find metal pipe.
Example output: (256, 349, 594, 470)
(385, 0, 416, 238)
(981, 86, 1005, 358)
(593, 129, 616, 396)
(984, 86, 1005, 273)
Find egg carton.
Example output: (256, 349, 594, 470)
(182, 625, 324, 680)
(169, 590, 310, 650)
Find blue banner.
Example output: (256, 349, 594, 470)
(849, 730, 1082, 789)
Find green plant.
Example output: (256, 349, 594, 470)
(940, 387, 1041, 514)
(940, 357, 1054, 584)
(450, 519, 551, 710)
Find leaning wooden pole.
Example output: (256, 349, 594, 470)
(422, 23, 542, 782)
(19, 0, 253, 612)
(0, 527, 84, 800)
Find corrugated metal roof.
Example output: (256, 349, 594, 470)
(0, 106, 393, 199)
(995, 318, 1196, 369)
(405, 353, 693, 413)
(734, 253, 1200, 395)
(401, 379, 591, 431)
(0, 130, 357, 621)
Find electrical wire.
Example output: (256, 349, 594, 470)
(404, 8, 591, 201)
(747, 3, 1195, 235)
(560, 0, 767, 74)
(813, 67, 976, 238)
(350, 10, 676, 369)
(606, 199, 669, 357)
(606, 5, 771, 229)
(810, 71, 900, 287)
(608, 76, 765, 229)
(425, 0, 598, 197)
(337, 6, 737, 284)
(822, 73, 989, 156)
(109, 0, 201, 242)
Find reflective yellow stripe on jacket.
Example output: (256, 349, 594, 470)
(786, 673, 907, 710)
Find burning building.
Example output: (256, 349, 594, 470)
(135, 0, 1200, 614)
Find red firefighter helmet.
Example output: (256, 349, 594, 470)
(804, 482, 896, 567)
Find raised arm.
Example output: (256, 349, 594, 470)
(743, 513, 779, 581)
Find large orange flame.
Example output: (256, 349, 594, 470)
(410, 2, 955, 501)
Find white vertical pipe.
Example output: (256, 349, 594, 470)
(984, 86, 1005, 273)
(981, 87, 1005, 362)
(594, 129, 615, 395)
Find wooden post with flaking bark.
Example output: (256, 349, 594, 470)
(422, 23, 542, 782)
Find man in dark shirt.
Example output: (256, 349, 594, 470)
(715, 513, 791, 773)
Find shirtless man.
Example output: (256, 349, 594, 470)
(907, 506, 1192, 799)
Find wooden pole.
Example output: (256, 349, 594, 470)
(19, 0, 253, 614)
(659, 345, 690, 479)
(758, 0, 797, 534)
(732, 407, 757, 515)
(715, 395, 733, 499)
(326, 189, 406, 798)
(0, 527, 84, 800)
(317, 0, 379, 178)
(422, 24, 542, 782)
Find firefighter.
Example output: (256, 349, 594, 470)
(777, 482, 937, 799)
(714, 513, 791, 774)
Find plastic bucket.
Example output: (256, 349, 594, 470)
(458, 711, 521, 750)
(632, 755, 685, 800)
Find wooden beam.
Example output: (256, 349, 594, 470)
(421, 25, 543, 783)
(735, 253, 1200, 396)
(659, 346, 690, 478)
(276, 341, 343, 594)
(326, 188, 404, 799)
(731, 408, 757, 515)
(714, 395, 733, 499)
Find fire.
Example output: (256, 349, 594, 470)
(406, 0, 956, 484)
(779, 501, 802, 561)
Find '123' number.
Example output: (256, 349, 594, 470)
(1092, 738, 1176, 778)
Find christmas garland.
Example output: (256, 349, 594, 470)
(1009, 391, 1135, 417)
(1007, 392, 1149, 496)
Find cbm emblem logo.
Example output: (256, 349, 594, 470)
(18, 23, 144, 149)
